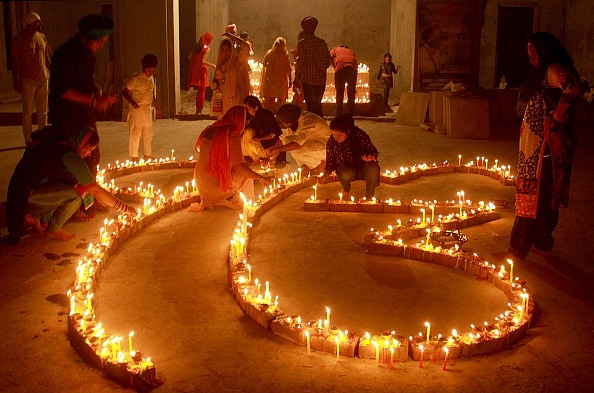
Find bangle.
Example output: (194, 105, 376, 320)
(112, 199, 129, 213)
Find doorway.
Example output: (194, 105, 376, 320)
(494, 6, 535, 88)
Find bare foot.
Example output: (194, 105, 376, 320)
(24, 214, 46, 232)
(45, 229, 76, 241)
(219, 199, 242, 210)
(188, 202, 208, 212)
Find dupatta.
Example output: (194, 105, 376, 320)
(196, 106, 247, 192)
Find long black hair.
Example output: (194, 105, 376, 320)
(520, 32, 580, 102)
(528, 32, 579, 80)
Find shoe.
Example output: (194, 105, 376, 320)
(530, 245, 553, 257)
(143, 155, 156, 161)
(130, 157, 140, 163)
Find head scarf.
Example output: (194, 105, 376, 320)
(68, 127, 99, 154)
(78, 14, 115, 40)
(225, 24, 237, 35)
(200, 32, 215, 47)
(216, 38, 237, 70)
(22, 12, 41, 27)
(272, 37, 287, 52)
(198, 106, 247, 192)
(301, 16, 318, 34)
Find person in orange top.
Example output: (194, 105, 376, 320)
(261, 37, 292, 112)
(190, 106, 270, 212)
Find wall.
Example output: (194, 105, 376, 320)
(391, 0, 417, 96)
(228, 0, 393, 94)
(0, 1, 101, 100)
(478, 0, 590, 88)
(114, 0, 180, 118)
(1, 0, 593, 113)
(565, 0, 594, 82)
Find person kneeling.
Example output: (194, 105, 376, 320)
(318, 113, 380, 200)
(268, 103, 331, 175)
(7, 127, 136, 244)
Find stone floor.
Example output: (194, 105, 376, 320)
(0, 107, 593, 393)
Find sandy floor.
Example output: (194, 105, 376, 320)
(0, 112, 593, 393)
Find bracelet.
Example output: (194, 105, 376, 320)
(112, 199, 129, 213)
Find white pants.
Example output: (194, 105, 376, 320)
(21, 78, 48, 143)
(127, 109, 154, 158)
(289, 148, 326, 170)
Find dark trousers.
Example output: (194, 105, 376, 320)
(383, 87, 391, 106)
(303, 82, 326, 117)
(509, 153, 558, 258)
(336, 161, 380, 199)
(334, 67, 357, 116)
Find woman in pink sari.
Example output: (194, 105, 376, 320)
(188, 32, 215, 114)
(190, 106, 270, 212)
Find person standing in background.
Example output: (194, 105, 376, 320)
(293, 16, 332, 117)
(187, 32, 215, 115)
(376, 53, 400, 107)
(48, 13, 116, 217)
(11, 12, 51, 146)
(122, 54, 162, 162)
(330, 45, 358, 116)
(213, 38, 241, 115)
(291, 31, 305, 108)
(260, 37, 292, 112)
(223, 26, 253, 103)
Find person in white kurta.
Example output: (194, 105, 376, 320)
(267, 103, 331, 173)
(122, 54, 162, 161)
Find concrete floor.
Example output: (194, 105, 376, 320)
(1, 108, 593, 393)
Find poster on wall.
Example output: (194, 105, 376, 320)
(417, 1, 471, 91)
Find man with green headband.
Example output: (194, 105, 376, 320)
(49, 14, 116, 131)
(48, 13, 117, 217)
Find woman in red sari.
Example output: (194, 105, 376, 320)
(190, 106, 270, 212)
(493, 32, 581, 260)
(187, 32, 215, 114)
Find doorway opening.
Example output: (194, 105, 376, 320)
(494, 5, 535, 88)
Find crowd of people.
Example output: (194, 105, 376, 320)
(8, 11, 582, 262)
